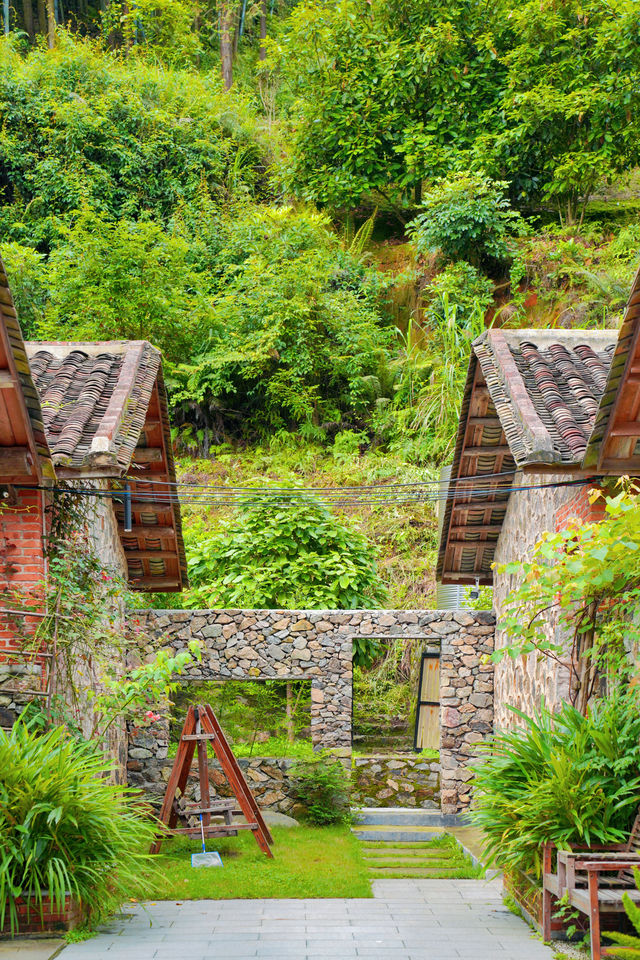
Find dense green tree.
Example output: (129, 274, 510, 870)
(170, 205, 392, 438)
(0, 35, 267, 248)
(477, 0, 640, 223)
(40, 210, 213, 360)
(275, 0, 509, 210)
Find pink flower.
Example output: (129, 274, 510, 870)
(144, 711, 161, 723)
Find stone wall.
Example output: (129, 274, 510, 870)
(351, 755, 440, 808)
(439, 610, 495, 815)
(492, 473, 595, 729)
(128, 608, 495, 816)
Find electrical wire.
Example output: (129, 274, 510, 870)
(11, 474, 600, 508)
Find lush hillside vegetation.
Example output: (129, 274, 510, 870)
(2, 1, 640, 608)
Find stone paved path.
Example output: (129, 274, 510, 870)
(61, 879, 555, 960)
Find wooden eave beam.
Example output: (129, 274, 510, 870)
(449, 524, 502, 535)
(125, 550, 177, 559)
(131, 447, 163, 464)
(130, 577, 181, 590)
(118, 524, 175, 537)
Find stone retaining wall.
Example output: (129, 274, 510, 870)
(351, 755, 440, 808)
(128, 609, 495, 815)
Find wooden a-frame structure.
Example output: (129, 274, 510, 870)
(151, 704, 274, 857)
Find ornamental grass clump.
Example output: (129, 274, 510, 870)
(0, 721, 158, 935)
(472, 693, 640, 877)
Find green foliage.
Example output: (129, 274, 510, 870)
(40, 209, 212, 361)
(484, 0, 640, 223)
(183, 492, 388, 616)
(0, 720, 157, 935)
(170, 679, 312, 756)
(101, 0, 201, 67)
(606, 868, 640, 958)
(0, 242, 46, 339)
(170, 205, 391, 437)
(472, 693, 640, 876)
(289, 754, 351, 825)
(0, 35, 265, 247)
(408, 175, 526, 268)
(275, 0, 508, 209)
(494, 486, 640, 712)
(412, 271, 490, 461)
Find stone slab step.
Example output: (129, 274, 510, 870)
(352, 827, 444, 843)
(353, 807, 466, 827)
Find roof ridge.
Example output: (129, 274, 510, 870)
(477, 330, 556, 465)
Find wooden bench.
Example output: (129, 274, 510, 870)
(542, 813, 640, 959)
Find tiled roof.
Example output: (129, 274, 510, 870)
(0, 258, 54, 483)
(26, 341, 161, 476)
(583, 263, 640, 470)
(474, 330, 615, 467)
(437, 328, 617, 586)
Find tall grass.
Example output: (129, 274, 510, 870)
(0, 721, 158, 935)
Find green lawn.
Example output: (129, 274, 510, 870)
(131, 826, 372, 901)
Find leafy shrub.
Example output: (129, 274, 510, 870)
(0, 242, 46, 339)
(408, 174, 526, 268)
(184, 492, 388, 616)
(169, 205, 391, 437)
(0, 721, 157, 935)
(40, 209, 212, 361)
(289, 754, 351, 825)
(607, 868, 640, 957)
(423, 262, 494, 326)
(0, 35, 264, 246)
(472, 693, 640, 876)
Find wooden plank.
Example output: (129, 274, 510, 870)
(0, 371, 15, 388)
(123, 550, 177, 559)
(467, 416, 501, 426)
(131, 447, 163, 464)
(609, 422, 640, 437)
(182, 733, 217, 741)
(195, 708, 211, 829)
(461, 445, 511, 456)
(118, 525, 175, 537)
(449, 525, 502, 535)
(129, 578, 180, 590)
(0, 446, 33, 476)
(448, 534, 499, 543)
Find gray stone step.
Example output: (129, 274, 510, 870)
(353, 806, 466, 827)
(352, 826, 445, 843)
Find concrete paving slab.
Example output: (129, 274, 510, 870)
(59, 879, 555, 960)
(0, 940, 63, 960)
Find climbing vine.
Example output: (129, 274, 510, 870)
(2, 487, 198, 741)
(493, 483, 640, 713)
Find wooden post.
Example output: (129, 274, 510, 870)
(588, 870, 601, 960)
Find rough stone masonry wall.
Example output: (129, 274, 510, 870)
(351, 755, 440, 809)
(129, 609, 495, 816)
(492, 474, 606, 730)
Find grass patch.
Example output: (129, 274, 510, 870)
(358, 833, 482, 879)
(131, 825, 371, 901)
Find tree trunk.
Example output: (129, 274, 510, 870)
(220, 1, 234, 91)
(259, 0, 267, 60)
(286, 682, 294, 743)
(36, 0, 45, 35)
(46, 0, 55, 47)
(22, 0, 34, 39)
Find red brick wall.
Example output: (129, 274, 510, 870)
(554, 483, 606, 532)
(0, 487, 47, 680)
